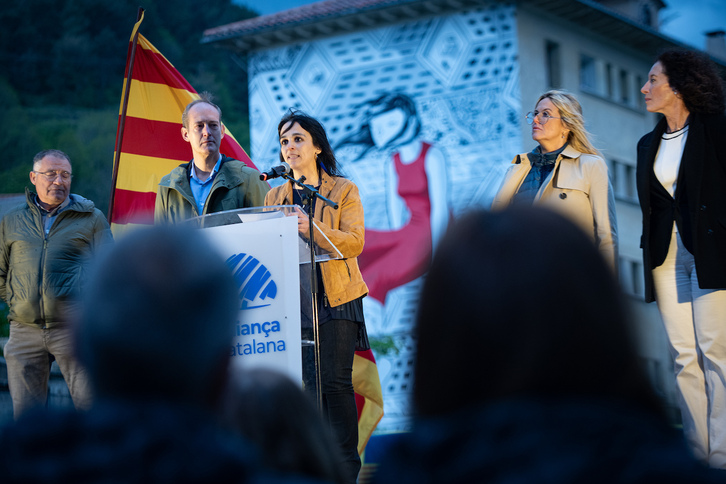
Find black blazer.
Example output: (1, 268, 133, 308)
(636, 112, 726, 303)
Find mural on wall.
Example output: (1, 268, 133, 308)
(335, 92, 448, 306)
(248, 2, 521, 432)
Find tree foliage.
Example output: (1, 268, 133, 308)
(0, 0, 257, 216)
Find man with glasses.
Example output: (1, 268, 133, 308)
(0, 149, 113, 417)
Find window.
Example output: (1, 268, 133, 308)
(605, 63, 613, 98)
(619, 69, 630, 104)
(580, 55, 597, 92)
(636, 75, 645, 109)
(545, 40, 561, 88)
(641, 4, 653, 28)
(607, 158, 638, 203)
(578, 54, 644, 109)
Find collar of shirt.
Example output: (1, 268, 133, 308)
(34, 194, 72, 235)
(190, 154, 222, 185)
(189, 154, 222, 215)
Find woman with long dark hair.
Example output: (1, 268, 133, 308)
(637, 49, 726, 466)
(264, 110, 369, 484)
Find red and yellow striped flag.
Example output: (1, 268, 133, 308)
(354, 348, 385, 454)
(110, 11, 255, 236)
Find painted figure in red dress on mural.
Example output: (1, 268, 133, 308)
(337, 93, 449, 304)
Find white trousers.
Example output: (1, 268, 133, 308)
(652, 230, 726, 468)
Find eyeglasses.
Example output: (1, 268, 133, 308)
(33, 171, 73, 181)
(525, 112, 562, 125)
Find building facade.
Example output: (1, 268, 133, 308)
(204, 0, 725, 432)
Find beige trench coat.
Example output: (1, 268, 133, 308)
(492, 145, 618, 269)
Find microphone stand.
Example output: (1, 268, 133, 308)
(281, 171, 338, 411)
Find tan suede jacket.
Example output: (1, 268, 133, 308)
(492, 145, 618, 270)
(264, 171, 368, 307)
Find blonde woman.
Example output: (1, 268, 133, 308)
(492, 90, 618, 268)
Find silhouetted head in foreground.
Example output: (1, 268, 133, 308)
(414, 206, 662, 417)
(222, 367, 347, 484)
(76, 225, 238, 409)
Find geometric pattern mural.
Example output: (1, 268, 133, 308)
(248, 2, 521, 432)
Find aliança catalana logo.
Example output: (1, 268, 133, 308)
(226, 253, 277, 310)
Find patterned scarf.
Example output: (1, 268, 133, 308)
(513, 143, 568, 205)
(527, 143, 567, 167)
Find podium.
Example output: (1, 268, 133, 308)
(185, 206, 343, 392)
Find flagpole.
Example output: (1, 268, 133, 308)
(108, 7, 145, 224)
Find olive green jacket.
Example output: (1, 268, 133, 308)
(0, 190, 113, 328)
(154, 156, 269, 224)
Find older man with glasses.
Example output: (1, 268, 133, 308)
(0, 149, 113, 418)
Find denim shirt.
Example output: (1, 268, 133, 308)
(189, 155, 222, 215)
(513, 144, 568, 205)
(34, 195, 71, 236)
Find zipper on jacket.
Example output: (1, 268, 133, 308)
(184, 191, 200, 217)
(37, 206, 65, 327)
(201, 167, 231, 215)
(38, 235, 48, 327)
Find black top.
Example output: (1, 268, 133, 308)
(636, 113, 726, 302)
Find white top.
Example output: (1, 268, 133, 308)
(653, 125, 689, 198)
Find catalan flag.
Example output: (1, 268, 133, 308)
(111, 10, 384, 455)
(109, 10, 254, 236)
(354, 348, 385, 454)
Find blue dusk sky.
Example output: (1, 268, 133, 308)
(234, 0, 726, 51)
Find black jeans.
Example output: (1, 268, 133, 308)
(303, 319, 360, 484)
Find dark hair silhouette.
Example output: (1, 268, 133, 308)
(222, 368, 347, 484)
(414, 207, 663, 418)
(77, 225, 238, 408)
(657, 49, 726, 114)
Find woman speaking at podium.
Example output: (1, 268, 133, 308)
(264, 110, 369, 484)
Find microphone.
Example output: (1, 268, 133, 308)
(259, 162, 291, 181)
